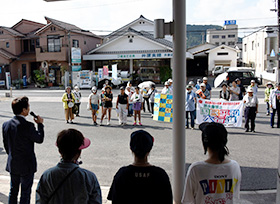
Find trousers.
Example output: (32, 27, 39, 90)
(271, 106, 280, 128)
(244, 107, 257, 131)
(186, 111, 195, 128)
(118, 104, 128, 124)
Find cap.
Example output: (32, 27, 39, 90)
(266, 81, 273, 85)
(247, 86, 254, 92)
(203, 77, 208, 81)
(79, 137, 91, 150)
(250, 80, 255, 83)
(200, 83, 206, 87)
(197, 79, 202, 83)
(168, 79, 173, 83)
(186, 85, 192, 89)
(188, 81, 195, 85)
(130, 130, 154, 155)
(235, 78, 240, 82)
(221, 83, 227, 87)
(120, 86, 124, 90)
(74, 86, 79, 90)
(164, 81, 169, 86)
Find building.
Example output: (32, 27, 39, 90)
(83, 15, 193, 81)
(242, 25, 278, 80)
(0, 17, 102, 86)
(206, 20, 239, 47)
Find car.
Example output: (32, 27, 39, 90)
(214, 69, 260, 88)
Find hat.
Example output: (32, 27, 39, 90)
(168, 79, 173, 83)
(188, 81, 195, 85)
(105, 85, 112, 90)
(91, 86, 97, 93)
(120, 86, 124, 90)
(197, 79, 202, 83)
(130, 130, 154, 156)
(200, 83, 206, 87)
(247, 86, 254, 92)
(199, 122, 228, 153)
(203, 77, 208, 81)
(221, 83, 227, 87)
(235, 78, 240, 82)
(250, 80, 255, 83)
(186, 85, 192, 89)
(266, 82, 273, 85)
(164, 81, 169, 86)
(79, 137, 91, 150)
(74, 86, 79, 90)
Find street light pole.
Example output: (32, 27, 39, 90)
(172, 0, 186, 203)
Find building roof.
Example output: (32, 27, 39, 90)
(0, 26, 25, 37)
(0, 48, 17, 59)
(242, 25, 278, 38)
(206, 44, 241, 53)
(12, 19, 45, 30)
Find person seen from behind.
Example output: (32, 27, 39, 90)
(36, 129, 101, 204)
(182, 122, 241, 204)
(265, 82, 274, 116)
(107, 130, 173, 204)
(125, 85, 134, 117)
(141, 86, 151, 113)
(269, 82, 280, 128)
(3, 96, 44, 204)
(88, 86, 99, 126)
(62, 86, 75, 124)
(243, 86, 258, 132)
(148, 84, 157, 117)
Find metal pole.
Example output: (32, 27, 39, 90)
(68, 32, 72, 87)
(172, 0, 186, 203)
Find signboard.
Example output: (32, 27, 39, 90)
(71, 47, 81, 63)
(196, 99, 243, 127)
(72, 65, 82, 71)
(79, 70, 91, 88)
(153, 93, 173, 123)
(224, 20, 236, 25)
(117, 52, 173, 59)
(98, 68, 103, 80)
(5, 72, 11, 89)
(0, 80, 5, 86)
(103, 65, 109, 78)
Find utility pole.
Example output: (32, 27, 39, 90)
(68, 31, 72, 87)
(277, 2, 280, 204)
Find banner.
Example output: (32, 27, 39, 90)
(112, 64, 118, 80)
(103, 65, 109, 78)
(153, 93, 173, 122)
(196, 99, 243, 127)
(71, 48, 81, 63)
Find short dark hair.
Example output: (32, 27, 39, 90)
(130, 130, 154, 159)
(56, 129, 84, 161)
(12, 96, 29, 115)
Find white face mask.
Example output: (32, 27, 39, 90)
(187, 90, 191, 93)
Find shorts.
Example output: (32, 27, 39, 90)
(91, 104, 98, 110)
(133, 102, 142, 111)
(104, 102, 112, 108)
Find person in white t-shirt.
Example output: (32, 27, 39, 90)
(182, 122, 241, 204)
(88, 86, 100, 126)
(130, 87, 143, 126)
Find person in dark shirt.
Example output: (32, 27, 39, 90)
(116, 86, 129, 126)
(236, 78, 246, 100)
(107, 130, 173, 204)
(100, 86, 113, 125)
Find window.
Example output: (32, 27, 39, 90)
(228, 34, 235, 38)
(252, 41, 254, 50)
(228, 42, 235, 46)
(222, 35, 226, 39)
(217, 52, 228, 55)
(84, 41, 86, 45)
(212, 35, 219, 39)
(244, 44, 247, 52)
(215, 42, 219, 46)
(36, 39, 40, 48)
(30, 39, 35, 52)
(6, 42, 9, 48)
(50, 26, 56, 32)
(72, 39, 79, 48)
(0, 30, 3, 35)
(47, 35, 61, 52)
(221, 42, 226, 45)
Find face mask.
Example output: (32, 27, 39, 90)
(187, 90, 191, 93)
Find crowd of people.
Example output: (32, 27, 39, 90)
(3, 95, 242, 203)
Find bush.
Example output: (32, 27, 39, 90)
(33, 70, 46, 85)
(160, 66, 172, 83)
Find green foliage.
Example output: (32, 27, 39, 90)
(33, 70, 46, 85)
(160, 66, 172, 83)
(186, 24, 223, 48)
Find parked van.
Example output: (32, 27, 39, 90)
(212, 65, 230, 76)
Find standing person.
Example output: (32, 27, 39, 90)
(107, 130, 173, 204)
(3, 96, 44, 204)
(161, 81, 172, 95)
(188, 81, 197, 93)
(196, 83, 210, 100)
(62, 86, 75, 124)
(141, 86, 151, 113)
(36, 129, 101, 204)
(203, 77, 212, 96)
(88, 86, 99, 126)
(131, 86, 143, 126)
(229, 80, 240, 101)
(249, 80, 258, 94)
(195, 79, 202, 90)
(127, 81, 135, 94)
(182, 122, 241, 204)
(219, 83, 230, 101)
(100, 86, 113, 125)
(185, 85, 196, 129)
(168, 78, 173, 92)
(148, 84, 157, 117)
(243, 86, 259, 132)
(269, 82, 280, 128)
(235, 78, 246, 100)
(125, 86, 133, 117)
(116, 86, 129, 126)
(73, 86, 82, 117)
(265, 82, 274, 116)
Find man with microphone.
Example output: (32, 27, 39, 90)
(2, 96, 44, 204)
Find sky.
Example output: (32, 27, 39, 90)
(0, 0, 277, 37)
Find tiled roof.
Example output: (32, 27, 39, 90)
(0, 26, 24, 37)
(0, 48, 17, 59)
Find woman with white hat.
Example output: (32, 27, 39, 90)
(265, 82, 274, 116)
(243, 86, 259, 132)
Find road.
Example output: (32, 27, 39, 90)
(0, 87, 279, 193)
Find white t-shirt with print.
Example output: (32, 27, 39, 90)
(88, 93, 99, 105)
(130, 93, 143, 103)
(182, 160, 241, 204)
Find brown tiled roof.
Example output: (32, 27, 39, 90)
(0, 26, 24, 37)
(0, 48, 17, 59)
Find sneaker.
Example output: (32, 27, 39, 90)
(266, 113, 269, 116)
(245, 129, 249, 132)
(151, 114, 153, 118)
(139, 122, 143, 126)
(94, 122, 98, 126)
(107, 121, 110, 125)
(133, 122, 137, 126)
(66, 120, 69, 124)
(191, 127, 194, 130)
(185, 126, 189, 129)
(100, 120, 103, 126)
(70, 121, 74, 124)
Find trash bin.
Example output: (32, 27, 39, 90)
(23, 75, 27, 88)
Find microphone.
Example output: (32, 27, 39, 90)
(30, 111, 38, 118)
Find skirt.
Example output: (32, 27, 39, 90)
(133, 102, 142, 111)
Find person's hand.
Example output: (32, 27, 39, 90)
(34, 116, 43, 124)
(271, 105, 273, 108)
(116, 105, 118, 109)
(68, 99, 72, 101)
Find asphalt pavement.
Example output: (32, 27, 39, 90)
(0, 86, 279, 204)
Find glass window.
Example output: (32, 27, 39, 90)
(215, 42, 219, 46)
(212, 35, 219, 39)
(228, 34, 235, 38)
(228, 42, 235, 46)
(48, 35, 61, 52)
(6, 42, 9, 48)
(222, 35, 226, 39)
(217, 52, 228, 55)
(36, 39, 40, 48)
(72, 39, 79, 48)
(252, 41, 254, 50)
(243, 72, 253, 77)
(0, 30, 3, 35)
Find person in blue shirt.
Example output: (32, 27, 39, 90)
(185, 85, 197, 129)
(203, 77, 212, 96)
(195, 79, 201, 90)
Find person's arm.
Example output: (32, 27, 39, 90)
(2, 123, 9, 154)
(256, 103, 258, 113)
(126, 96, 129, 109)
(269, 91, 273, 108)
(71, 93, 75, 103)
(181, 167, 196, 204)
(89, 97, 93, 110)
(29, 117, 44, 144)
(62, 94, 68, 102)
(89, 177, 102, 204)
(116, 96, 119, 109)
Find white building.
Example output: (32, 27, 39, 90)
(83, 15, 193, 79)
(206, 20, 239, 48)
(242, 25, 278, 81)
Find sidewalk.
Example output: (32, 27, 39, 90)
(0, 175, 276, 204)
